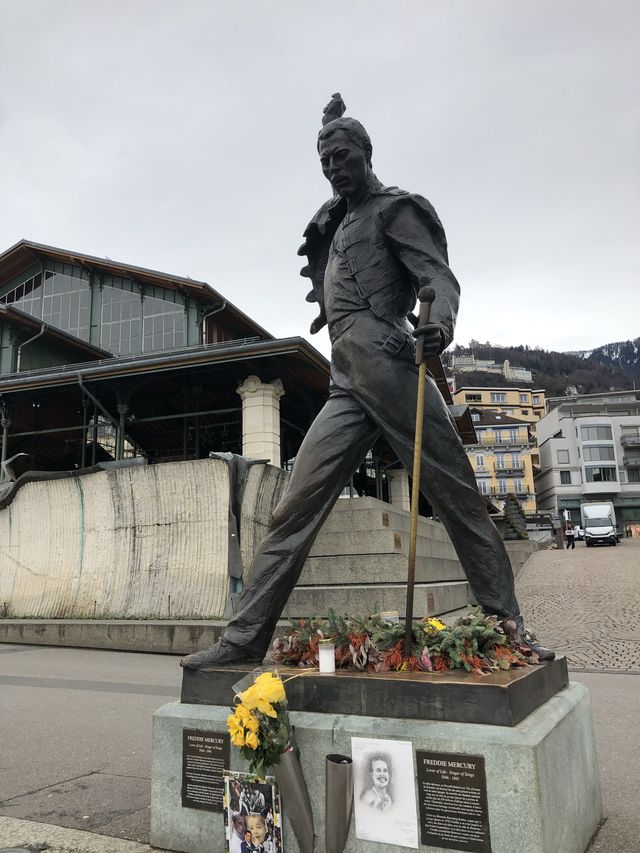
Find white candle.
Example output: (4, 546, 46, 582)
(318, 640, 336, 673)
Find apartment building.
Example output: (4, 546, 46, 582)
(534, 390, 640, 525)
(467, 409, 537, 512)
(453, 387, 546, 424)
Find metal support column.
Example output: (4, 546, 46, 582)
(193, 385, 202, 459)
(0, 408, 10, 481)
(116, 403, 129, 461)
(91, 403, 98, 466)
(80, 396, 89, 469)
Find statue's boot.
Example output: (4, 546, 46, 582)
(180, 636, 265, 669)
(514, 615, 555, 662)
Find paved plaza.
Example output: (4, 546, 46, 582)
(0, 540, 638, 851)
(518, 537, 640, 674)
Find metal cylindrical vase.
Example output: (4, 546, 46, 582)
(274, 749, 315, 853)
(325, 754, 353, 853)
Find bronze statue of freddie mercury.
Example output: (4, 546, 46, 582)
(182, 95, 553, 668)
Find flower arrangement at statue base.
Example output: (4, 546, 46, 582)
(227, 669, 293, 775)
(271, 606, 537, 675)
(227, 668, 315, 853)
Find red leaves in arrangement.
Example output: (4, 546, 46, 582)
(432, 655, 450, 672)
(271, 608, 535, 674)
(382, 640, 405, 671)
(492, 643, 533, 668)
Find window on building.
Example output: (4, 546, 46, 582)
(557, 450, 570, 464)
(583, 445, 616, 462)
(560, 471, 571, 484)
(628, 469, 640, 483)
(475, 454, 485, 468)
(511, 452, 521, 468)
(465, 393, 482, 402)
(533, 395, 541, 405)
(621, 426, 640, 436)
(476, 479, 488, 494)
(585, 466, 617, 483)
(142, 294, 186, 352)
(471, 413, 480, 422)
(41, 272, 91, 341)
(513, 479, 523, 493)
(519, 394, 528, 403)
(508, 429, 518, 443)
(1, 272, 43, 315)
(581, 425, 613, 441)
(1, 270, 91, 341)
(495, 455, 505, 469)
(100, 286, 142, 355)
(521, 409, 529, 415)
(491, 393, 507, 403)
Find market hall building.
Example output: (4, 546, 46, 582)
(0, 240, 335, 474)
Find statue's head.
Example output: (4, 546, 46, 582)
(317, 94, 372, 199)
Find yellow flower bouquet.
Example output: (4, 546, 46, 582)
(227, 669, 293, 775)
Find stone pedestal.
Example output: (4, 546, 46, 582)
(151, 681, 601, 853)
(387, 467, 410, 511)
(236, 375, 285, 467)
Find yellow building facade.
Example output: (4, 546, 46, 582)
(466, 409, 538, 512)
(453, 387, 546, 423)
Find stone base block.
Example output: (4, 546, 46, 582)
(151, 682, 601, 853)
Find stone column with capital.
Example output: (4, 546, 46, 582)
(387, 466, 410, 512)
(236, 375, 285, 467)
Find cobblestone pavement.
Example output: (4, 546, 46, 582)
(516, 538, 640, 672)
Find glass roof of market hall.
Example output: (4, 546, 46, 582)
(0, 239, 274, 356)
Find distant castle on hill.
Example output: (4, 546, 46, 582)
(450, 354, 533, 383)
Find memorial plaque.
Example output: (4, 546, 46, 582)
(416, 750, 491, 853)
(181, 728, 230, 812)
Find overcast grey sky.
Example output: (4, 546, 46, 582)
(1, 1, 638, 357)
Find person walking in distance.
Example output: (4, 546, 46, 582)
(181, 94, 554, 669)
(565, 524, 576, 550)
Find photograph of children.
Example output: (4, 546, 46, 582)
(351, 737, 419, 849)
(223, 770, 283, 853)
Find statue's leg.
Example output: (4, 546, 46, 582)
(181, 391, 379, 667)
(374, 372, 520, 619)
(378, 374, 554, 659)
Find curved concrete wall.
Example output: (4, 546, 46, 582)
(0, 459, 265, 619)
(0, 460, 539, 623)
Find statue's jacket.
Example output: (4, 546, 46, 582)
(298, 176, 460, 351)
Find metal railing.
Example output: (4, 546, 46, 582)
(0, 336, 264, 381)
(622, 455, 640, 468)
(490, 486, 531, 496)
(477, 434, 531, 446)
(621, 434, 640, 448)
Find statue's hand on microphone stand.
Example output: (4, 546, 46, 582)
(411, 323, 444, 360)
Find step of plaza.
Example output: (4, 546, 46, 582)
(283, 578, 471, 619)
(301, 551, 465, 585)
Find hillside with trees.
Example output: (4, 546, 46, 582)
(570, 338, 640, 380)
(445, 341, 635, 398)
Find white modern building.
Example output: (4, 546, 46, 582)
(535, 390, 640, 527)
